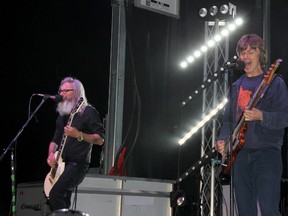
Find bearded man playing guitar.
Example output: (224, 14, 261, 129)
(46, 77, 104, 211)
(216, 34, 288, 216)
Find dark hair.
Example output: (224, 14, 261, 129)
(236, 34, 267, 69)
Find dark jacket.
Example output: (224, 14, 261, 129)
(217, 73, 288, 150)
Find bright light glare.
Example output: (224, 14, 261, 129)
(228, 23, 236, 31)
(178, 98, 228, 145)
(207, 40, 215, 47)
(221, 29, 229, 37)
(180, 61, 188, 68)
(194, 50, 201, 58)
(214, 34, 222, 42)
(235, 18, 243, 25)
(187, 56, 194, 63)
(200, 45, 208, 52)
(179, 17, 244, 69)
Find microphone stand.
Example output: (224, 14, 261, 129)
(0, 97, 49, 215)
(227, 67, 235, 216)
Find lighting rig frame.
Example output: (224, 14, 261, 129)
(176, 2, 239, 216)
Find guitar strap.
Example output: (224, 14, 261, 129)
(258, 74, 279, 101)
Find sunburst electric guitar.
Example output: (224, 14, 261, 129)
(176, 59, 282, 183)
(44, 97, 84, 197)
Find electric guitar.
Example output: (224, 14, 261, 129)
(176, 59, 282, 183)
(44, 97, 84, 197)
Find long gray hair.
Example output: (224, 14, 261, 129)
(60, 77, 88, 112)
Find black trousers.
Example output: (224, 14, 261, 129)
(49, 162, 89, 211)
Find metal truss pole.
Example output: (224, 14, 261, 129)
(263, 0, 270, 66)
(104, 0, 126, 174)
(200, 19, 229, 216)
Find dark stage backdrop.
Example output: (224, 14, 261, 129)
(1, 0, 288, 215)
(0, 1, 111, 215)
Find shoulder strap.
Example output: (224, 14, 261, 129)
(259, 73, 280, 100)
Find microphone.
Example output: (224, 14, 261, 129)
(21, 203, 41, 211)
(34, 94, 63, 103)
(223, 59, 245, 70)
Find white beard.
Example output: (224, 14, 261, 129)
(57, 100, 75, 116)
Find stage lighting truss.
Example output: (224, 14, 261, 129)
(179, 17, 243, 69)
(178, 97, 228, 146)
(180, 55, 237, 107)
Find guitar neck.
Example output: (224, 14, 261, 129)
(56, 116, 75, 161)
(56, 97, 85, 161)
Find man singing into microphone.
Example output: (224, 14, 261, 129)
(216, 34, 288, 216)
(46, 77, 104, 211)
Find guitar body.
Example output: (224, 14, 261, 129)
(44, 151, 65, 197)
(222, 122, 247, 174)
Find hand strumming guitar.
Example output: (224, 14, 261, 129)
(47, 142, 58, 168)
(216, 140, 225, 156)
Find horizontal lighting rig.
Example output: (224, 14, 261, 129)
(179, 17, 243, 69)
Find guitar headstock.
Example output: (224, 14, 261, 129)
(71, 97, 84, 114)
(265, 58, 282, 83)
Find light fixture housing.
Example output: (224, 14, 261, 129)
(209, 6, 218, 16)
(198, 3, 237, 20)
(199, 8, 208, 17)
(220, 4, 229, 14)
(170, 190, 193, 207)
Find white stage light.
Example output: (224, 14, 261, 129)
(180, 61, 188, 68)
(187, 56, 194, 63)
(214, 34, 222, 42)
(207, 40, 216, 47)
(201, 45, 208, 52)
(209, 6, 218, 16)
(199, 8, 208, 18)
(235, 17, 243, 25)
(178, 98, 228, 145)
(220, 4, 229, 15)
(221, 29, 229, 37)
(228, 23, 236, 31)
(178, 2, 243, 70)
(194, 50, 202, 58)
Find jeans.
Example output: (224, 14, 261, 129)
(49, 162, 89, 211)
(233, 148, 282, 216)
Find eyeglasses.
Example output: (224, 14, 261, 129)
(58, 89, 74, 94)
(239, 49, 258, 57)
